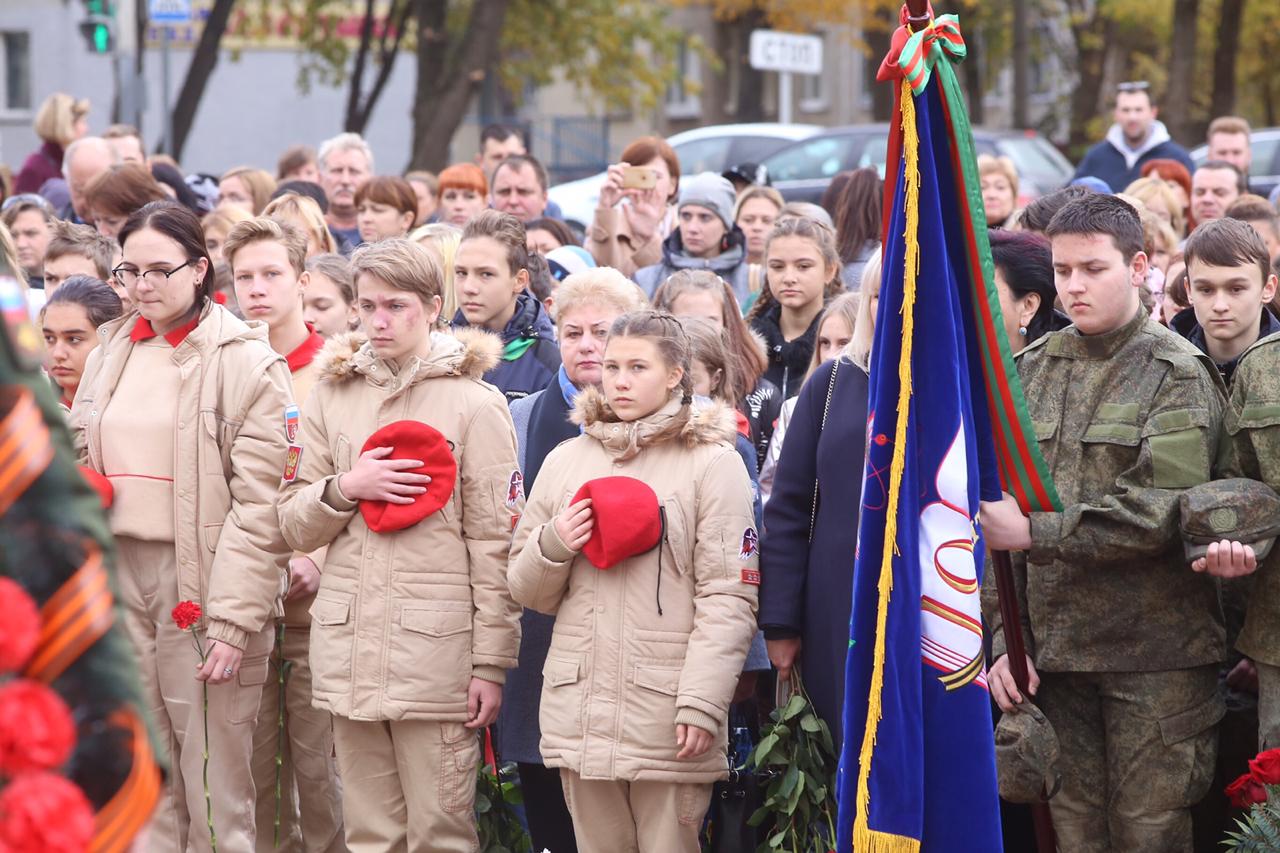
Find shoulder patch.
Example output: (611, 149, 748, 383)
(282, 444, 303, 482)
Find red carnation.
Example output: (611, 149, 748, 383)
(0, 681, 76, 775)
(0, 772, 94, 853)
(1227, 771, 1269, 809)
(0, 578, 40, 673)
(1250, 748, 1280, 785)
(172, 600, 202, 631)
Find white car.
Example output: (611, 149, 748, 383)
(548, 123, 822, 229)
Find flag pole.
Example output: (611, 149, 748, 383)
(993, 549, 1058, 853)
(901, 2, 1057, 849)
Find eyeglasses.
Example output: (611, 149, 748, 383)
(112, 259, 195, 287)
(1, 193, 55, 214)
(1116, 81, 1150, 93)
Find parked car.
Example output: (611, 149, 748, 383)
(548, 123, 822, 228)
(760, 124, 1075, 207)
(1190, 127, 1280, 200)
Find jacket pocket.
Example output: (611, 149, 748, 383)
(309, 593, 354, 698)
(540, 655, 585, 745)
(625, 661, 683, 758)
(386, 601, 473, 703)
(202, 522, 223, 553)
(229, 654, 271, 725)
(334, 435, 352, 474)
(1143, 408, 1213, 489)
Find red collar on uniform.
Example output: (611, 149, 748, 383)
(286, 326, 325, 373)
(130, 315, 199, 347)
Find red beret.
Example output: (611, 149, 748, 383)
(358, 421, 458, 533)
(571, 477, 663, 569)
(78, 466, 113, 509)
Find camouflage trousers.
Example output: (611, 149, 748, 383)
(1037, 665, 1223, 853)
(1257, 662, 1280, 750)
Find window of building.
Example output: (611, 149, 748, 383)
(0, 32, 31, 112)
(665, 38, 702, 120)
(799, 32, 829, 113)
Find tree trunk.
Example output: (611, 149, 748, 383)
(170, 0, 236, 161)
(734, 9, 767, 123)
(346, 0, 412, 133)
(1012, 0, 1030, 127)
(408, 0, 511, 171)
(1209, 0, 1246, 120)
(964, 30, 985, 125)
(868, 8, 895, 122)
(1164, 0, 1200, 143)
(1066, 6, 1115, 151)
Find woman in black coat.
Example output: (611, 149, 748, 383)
(759, 354, 869, 748)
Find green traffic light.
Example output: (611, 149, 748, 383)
(93, 24, 109, 52)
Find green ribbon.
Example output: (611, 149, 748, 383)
(898, 14, 966, 96)
(502, 336, 538, 362)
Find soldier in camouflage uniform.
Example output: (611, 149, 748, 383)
(982, 193, 1227, 853)
(1188, 219, 1280, 750)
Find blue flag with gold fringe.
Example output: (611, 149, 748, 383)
(835, 5, 1061, 851)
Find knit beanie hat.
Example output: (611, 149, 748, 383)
(677, 172, 738, 231)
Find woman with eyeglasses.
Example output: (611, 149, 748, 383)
(71, 200, 295, 851)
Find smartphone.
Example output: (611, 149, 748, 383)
(621, 166, 658, 190)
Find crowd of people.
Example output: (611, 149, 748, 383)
(2, 78, 1280, 853)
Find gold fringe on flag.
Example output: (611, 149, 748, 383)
(851, 80, 924, 853)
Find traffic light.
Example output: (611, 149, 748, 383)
(78, 0, 113, 54)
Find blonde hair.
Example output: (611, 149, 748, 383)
(223, 217, 309, 277)
(733, 185, 784, 222)
(847, 248, 882, 369)
(202, 204, 252, 240)
(0, 223, 27, 286)
(1123, 176, 1186, 238)
(262, 192, 338, 256)
(349, 237, 443, 312)
(553, 267, 645, 329)
(34, 93, 89, 147)
(410, 222, 463, 321)
(808, 291, 859, 380)
(220, 167, 277, 215)
(682, 316, 736, 404)
(977, 154, 1019, 199)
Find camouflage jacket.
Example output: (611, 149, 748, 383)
(1222, 331, 1280, 665)
(985, 309, 1227, 673)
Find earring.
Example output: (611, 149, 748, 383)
(1018, 325, 1028, 337)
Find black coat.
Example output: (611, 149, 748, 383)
(759, 357, 869, 748)
(751, 302, 821, 400)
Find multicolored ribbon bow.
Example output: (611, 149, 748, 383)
(898, 14, 967, 95)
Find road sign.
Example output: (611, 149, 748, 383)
(749, 30, 823, 76)
(147, 0, 191, 24)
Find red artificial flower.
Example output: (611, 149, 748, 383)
(171, 600, 202, 631)
(1227, 771, 1269, 809)
(0, 578, 40, 673)
(1250, 748, 1280, 785)
(0, 680, 76, 775)
(0, 772, 95, 853)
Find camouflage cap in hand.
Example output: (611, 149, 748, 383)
(1179, 478, 1280, 563)
(994, 701, 1062, 804)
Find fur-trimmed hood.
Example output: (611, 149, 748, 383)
(317, 326, 502, 386)
(570, 385, 737, 460)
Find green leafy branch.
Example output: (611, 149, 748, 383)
(748, 688, 838, 853)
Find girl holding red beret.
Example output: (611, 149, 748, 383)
(276, 237, 522, 851)
(509, 310, 759, 853)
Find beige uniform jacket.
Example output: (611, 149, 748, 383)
(72, 302, 295, 650)
(583, 205, 667, 278)
(277, 329, 523, 723)
(509, 389, 759, 784)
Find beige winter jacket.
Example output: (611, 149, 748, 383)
(509, 389, 759, 783)
(72, 302, 295, 650)
(277, 329, 523, 723)
(583, 205, 669, 277)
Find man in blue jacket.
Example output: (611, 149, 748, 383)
(1073, 82, 1194, 192)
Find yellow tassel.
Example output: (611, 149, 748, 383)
(850, 81, 923, 853)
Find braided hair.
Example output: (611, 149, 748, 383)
(608, 309, 695, 407)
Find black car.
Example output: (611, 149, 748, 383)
(761, 123, 1075, 205)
